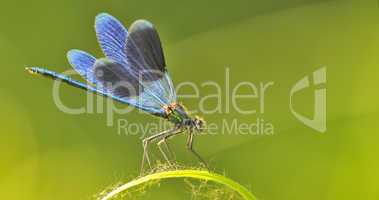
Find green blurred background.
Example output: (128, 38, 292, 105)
(1, 0, 378, 199)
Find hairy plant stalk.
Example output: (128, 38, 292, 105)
(100, 169, 256, 200)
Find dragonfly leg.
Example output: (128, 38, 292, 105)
(186, 131, 209, 170)
(157, 139, 171, 166)
(141, 137, 153, 172)
(160, 137, 176, 161)
(158, 138, 173, 159)
(157, 129, 183, 165)
(140, 127, 178, 174)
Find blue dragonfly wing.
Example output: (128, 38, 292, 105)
(67, 49, 166, 115)
(33, 14, 175, 117)
(125, 19, 177, 105)
(91, 57, 168, 115)
(92, 58, 142, 97)
(121, 75, 175, 115)
(125, 19, 166, 78)
(140, 72, 176, 106)
(93, 13, 176, 113)
(67, 49, 97, 84)
(95, 13, 128, 66)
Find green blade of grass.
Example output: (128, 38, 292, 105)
(100, 169, 256, 200)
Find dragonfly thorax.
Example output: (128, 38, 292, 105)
(164, 103, 204, 132)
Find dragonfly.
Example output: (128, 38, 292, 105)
(26, 13, 207, 171)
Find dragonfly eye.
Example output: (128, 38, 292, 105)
(194, 116, 205, 131)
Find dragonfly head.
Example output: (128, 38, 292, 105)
(193, 116, 205, 132)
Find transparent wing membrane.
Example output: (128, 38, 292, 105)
(65, 13, 177, 116)
(67, 49, 97, 84)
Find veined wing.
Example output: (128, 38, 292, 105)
(95, 13, 176, 107)
(67, 13, 176, 116)
(67, 50, 165, 115)
(125, 19, 176, 105)
(125, 19, 166, 79)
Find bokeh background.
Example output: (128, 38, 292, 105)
(1, 0, 378, 199)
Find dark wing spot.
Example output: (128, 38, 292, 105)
(93, 58, 142, 97)
(125, 19, 166, 82)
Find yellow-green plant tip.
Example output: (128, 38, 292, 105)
(100, 169, 256, 200)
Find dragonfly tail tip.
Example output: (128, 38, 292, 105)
(25, 67, 37, 75)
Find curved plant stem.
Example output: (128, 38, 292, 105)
(100, 169, 256, 200)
